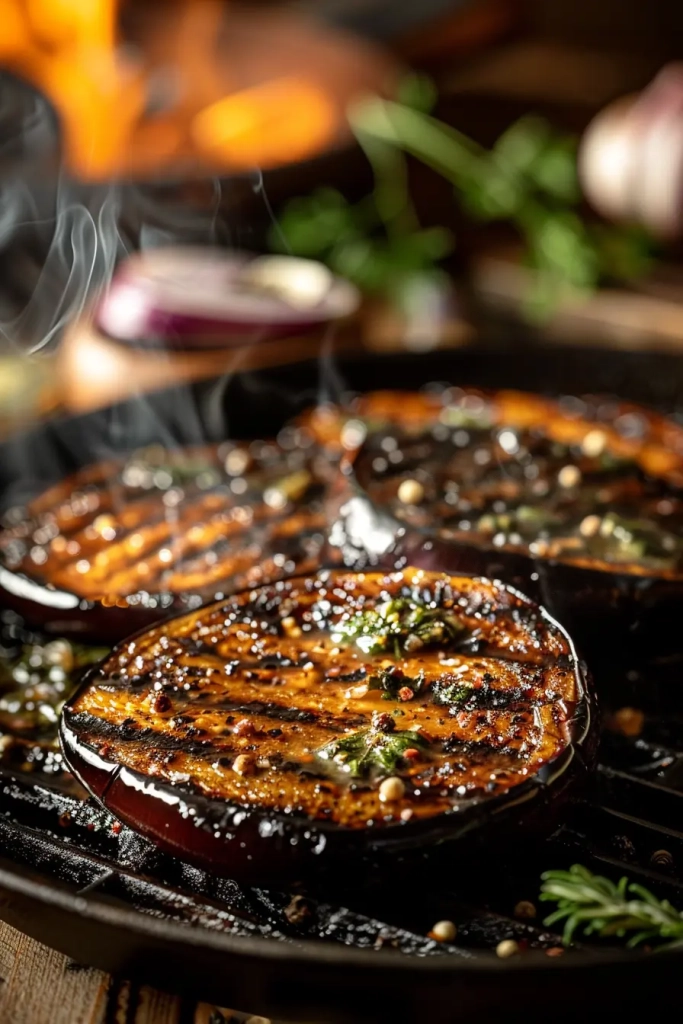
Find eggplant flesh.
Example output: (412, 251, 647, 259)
(0, 441, 328, 642)
(60, 569, 594, 886)
(321, 389, 683, 678)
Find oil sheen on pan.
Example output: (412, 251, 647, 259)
(60, 568, 595, 887)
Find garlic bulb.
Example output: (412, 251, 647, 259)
(580, 64, 683, 238)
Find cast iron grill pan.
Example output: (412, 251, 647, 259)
(1, 345, 683, 1020)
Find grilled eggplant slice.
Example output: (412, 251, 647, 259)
(60, 568, 594, 886)
(0, 441, 329, 642)
(326, 389, 683, 678)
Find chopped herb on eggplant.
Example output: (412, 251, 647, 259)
(332, 597, 466, 657)
(596, 452, 640, 474)
(440, 406, 493, 431)
(367, 666, 426, 700)
(433, 673, 532, 711)
(589, 512, 681, 565)
(316, 726, 428, 779)
(432, 677, 475, 708)
(124, 453, 221, 487)
(514, 505, 562, 531)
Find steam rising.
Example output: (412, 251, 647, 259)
(2, 181, 123, 354)
(0, 178, 227, 356)
(0, 73, 228, 355)
(0, 76, 341, 566)
(0, 74, 235, 526)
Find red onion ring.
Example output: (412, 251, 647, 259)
(96, 248, 360, 349)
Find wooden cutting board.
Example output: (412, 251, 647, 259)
(0, 923, 277, 1024)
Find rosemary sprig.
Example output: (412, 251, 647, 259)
(540, 865, 683, 949)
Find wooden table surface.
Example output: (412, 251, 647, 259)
(0, 923, 275, 1024)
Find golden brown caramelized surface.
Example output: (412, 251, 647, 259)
(0, 442, 327, 607)
(301, 389, 683, 578)
(65, 569, 583, 830)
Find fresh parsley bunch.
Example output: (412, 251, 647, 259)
(271, 73, 653, 319)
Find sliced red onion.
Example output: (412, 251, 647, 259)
(96, 248, 360, 348)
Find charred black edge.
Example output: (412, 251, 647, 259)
(330, 481, 683, 676)
(59, 573, 597, 887)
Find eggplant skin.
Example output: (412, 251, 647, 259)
(319, 388, 683, 679)
(0, 442, 329, 643)
(60, 569, 595, 886)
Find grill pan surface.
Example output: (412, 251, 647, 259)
(1, 342, 683, 1021)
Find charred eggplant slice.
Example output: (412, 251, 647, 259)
(0, 441, 328, 642)
(326, 389, 683, 678)
(60, 569, 594, 886)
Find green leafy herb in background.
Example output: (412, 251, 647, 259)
(540, 865, 683, 949)
(270, 74, 654, 319)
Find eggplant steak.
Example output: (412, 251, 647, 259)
(0, 442, 328, 642)
(323, 388, 683, 675)
(60, 568, 594, 886)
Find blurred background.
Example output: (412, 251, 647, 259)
(2, 0, 683, 420)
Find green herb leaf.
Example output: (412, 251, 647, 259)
(493, 116, 554, 173)
(439, 405, 493, 430)
(332, 597, 467, 657)
(316, 727, 427, 779)
(529, 211, 600, 290)
(540, 865, 683, 949)
(270, 188, 364, 259)
(367, 666, 426, 700)
(126, 454, 220, 487)
(272, 77, 657, 323)
(589, 512, 680, 565)
(432, 678, 474, 707)
(460, 165, 525, 221)
(531, 137, 581, 203)
(396, 73, 439, 114)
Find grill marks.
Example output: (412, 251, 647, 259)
(160, 512, 326, 596)
(342, 389, 683, 578)
(63, 570, 583, 830)
(0, 444, 327, 605)
(66, 710, 215, 756)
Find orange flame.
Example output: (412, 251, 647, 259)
(0, 1, 352, 179)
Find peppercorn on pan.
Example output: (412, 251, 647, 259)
(0, 347, 682, 1021)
